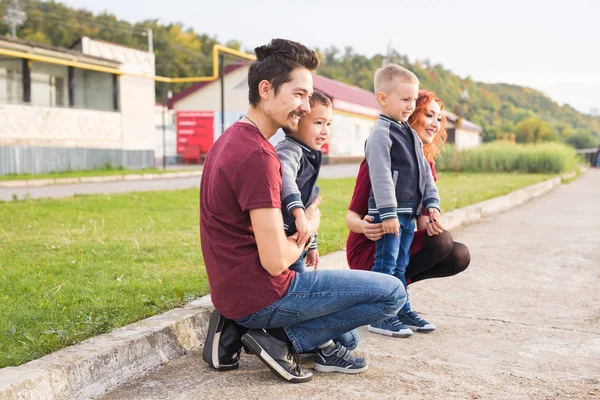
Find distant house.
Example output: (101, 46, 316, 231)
(168, 64, 379, 163)
(0, 36, 155, 175)
(443, 111, 483, 150)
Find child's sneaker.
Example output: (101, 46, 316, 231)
(313, 342, 368, 374)
(368, 317, 413, 338)
(398, 311, 436, 333)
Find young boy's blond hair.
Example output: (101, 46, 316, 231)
(374, 64, 419, 95)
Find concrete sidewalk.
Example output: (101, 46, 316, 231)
(0, 164, 360, 201)
(100, 170, 600, 400)
(1, 171, 597, 399)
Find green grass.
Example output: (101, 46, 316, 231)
(436, 172, 555, 212)
(436, 142, 580, 173)
(0, 167, 202, 181)
(0, 172, 555, 367)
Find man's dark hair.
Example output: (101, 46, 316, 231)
(248, 38, 319, 106)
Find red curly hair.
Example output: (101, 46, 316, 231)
(408, 90, 447, 163)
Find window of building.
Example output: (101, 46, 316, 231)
(0, 57, 23, 104)
(0, 56, 118, 112)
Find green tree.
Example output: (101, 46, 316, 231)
(514, 117, 556, 143)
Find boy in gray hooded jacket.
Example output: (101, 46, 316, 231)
(365, 64, 441, 338)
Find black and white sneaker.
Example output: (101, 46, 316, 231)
(202, 309, 246, 371)
(398, 311, 436, 333)
(241, 329, 313, 383)
(314, 343, 368, 374)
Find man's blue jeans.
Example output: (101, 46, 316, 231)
(289, 251, 358, 349)
(234, 269, 406, 353)
(372, 214, 416, 314)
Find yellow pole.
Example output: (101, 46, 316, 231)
(0, 44, 256, 83)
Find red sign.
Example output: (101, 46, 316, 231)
(176, 111, 215, 155)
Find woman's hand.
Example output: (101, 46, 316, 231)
(362, 215, 384, 241)
(426, 208, 444, 236)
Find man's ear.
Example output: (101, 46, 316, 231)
(376, 92, 386, 107)
(258, 80, 272, 101)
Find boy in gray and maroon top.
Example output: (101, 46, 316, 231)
(200, 39, 405, 383)
(276, 90, 331, 272)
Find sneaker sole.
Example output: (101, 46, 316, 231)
(404, 324, 436, 333)
(313, 363, 368, 374)
(241, 334, 313, 383)
(202, 310, 239, 371)
(368, 325, 413, 338)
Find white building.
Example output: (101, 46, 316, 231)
(0, 36, 155, 175)
(168, 64, 379, 163)
(444, 111, 483, 150)
(167, 64, 484, 162)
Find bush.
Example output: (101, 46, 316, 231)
(564, 131, 600, 149)
(436, 142, 579, 173)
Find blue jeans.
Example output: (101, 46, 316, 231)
(289, 250, 308, 273)
(372, 214, 416, 314)
(234, 269, 406, 353)
(288, 251, 358, 349)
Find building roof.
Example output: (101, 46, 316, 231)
(443, 110, 483, 133)
(313, 75, 379, 110)
(0, 36, 120, 67)
(167, 63, 483, 132)
(167, 62, 248, 109)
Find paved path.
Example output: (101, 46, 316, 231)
(0, 164, 360, 201)
(100, 170, 600, 399)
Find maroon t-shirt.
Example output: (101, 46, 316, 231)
(200, 122, 295, 320)
(346, 160, 437, 271)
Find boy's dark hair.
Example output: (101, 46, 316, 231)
(248, 38, 319, 106)
(309, 90, 332, 109)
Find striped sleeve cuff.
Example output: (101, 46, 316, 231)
(423, 197, 440, 212)
(282, 193, 304, 213)
(377, 206, 398, 221)
(308, 233, 318, 250)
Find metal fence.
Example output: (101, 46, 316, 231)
(0, 146, 154, 176)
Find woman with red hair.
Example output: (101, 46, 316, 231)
(345, 90, 470, 336)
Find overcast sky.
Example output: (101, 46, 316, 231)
(56, 0, 600, 114)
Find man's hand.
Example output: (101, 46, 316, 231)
(382, 217, 400, 238)
(362, 215, 384, 241)
(426, 208, 444, 236)
(305, 249, 320, 270)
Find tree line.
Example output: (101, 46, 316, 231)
(2, 0, 599, 148)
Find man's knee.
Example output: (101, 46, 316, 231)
(380, 275, 407, 316)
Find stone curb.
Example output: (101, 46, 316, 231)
(0, 171, 584, 399)
(0, 297, 213, 400)
(0, 170, 203, 188)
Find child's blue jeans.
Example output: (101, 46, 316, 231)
(372, 213, 416, 314)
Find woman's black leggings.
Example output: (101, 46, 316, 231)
(405, 231, 470, 285)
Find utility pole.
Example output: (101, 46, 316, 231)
(146, 28, 153, 54)
(2, 0, 27, 38)
(219, 53, 225, 133)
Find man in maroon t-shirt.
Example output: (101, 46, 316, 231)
(200, 39, 406, 383)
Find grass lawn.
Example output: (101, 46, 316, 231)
(0, 172, 554, 367)
(0, 167, 202, 181)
